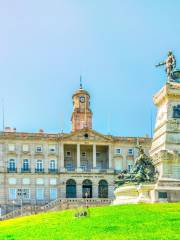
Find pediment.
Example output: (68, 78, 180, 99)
(62, 129, 112, 142)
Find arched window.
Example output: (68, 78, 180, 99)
(49, 160, 56, 170)
(23, 159, 29, 170)
(8, 159, 16, 170)
(82, 179, 92, 198)
(36, 160, 43, 172)
(98, 180, 108, 198)
(66, 179, 76, 198)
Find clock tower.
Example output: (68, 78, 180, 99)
(71, 82, 92, 131)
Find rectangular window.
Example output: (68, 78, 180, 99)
(49, 145, 56, 152)
(22, 144, 29, 152)
(36, 178, 44, 185)
(50, 188, 57, 200)
(9, 188, 17, 200)
(66, 151, 71, 157)
(36, 188, 44, 200)
(128, 149, 134, 155)
(23, 189, 30, 199)
(36, 146, 43, 152)
(115, 148, 121, 154)
(8, 144, 15, 152)
(96, 152, 100, 158)
(128, 164, 133, 172)
(158, 192, 167, 199)
(17, 189, 30, 199)
(81, 152, 86, 157)
(50, 178, 57, 185)
(8, 178, 16, 185)
(22, 178, 30, 185)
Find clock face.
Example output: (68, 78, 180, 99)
(79, 96, 85, 103)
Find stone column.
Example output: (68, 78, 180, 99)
(108, 145, 112, 169)
(60, 143, 65, 172)
(77, 144, 81, 170)
(93, 144, 96, 169)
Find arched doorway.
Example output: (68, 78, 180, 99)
(82, 179, 92, 198)
(66, 179, 76, 198)
(98, 180, 108, 198)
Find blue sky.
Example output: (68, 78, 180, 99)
(0, 0, 180, 136)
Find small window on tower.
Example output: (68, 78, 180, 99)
(66, 151, 71, 157)
(84, 133, 89, 139)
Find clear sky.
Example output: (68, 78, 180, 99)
(0, 0, 180, 137)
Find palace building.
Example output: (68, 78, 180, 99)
(0, 84, 151, 209)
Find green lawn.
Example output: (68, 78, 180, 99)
(0, 203, 180, 240)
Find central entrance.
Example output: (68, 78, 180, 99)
(82, 179, 92, 198)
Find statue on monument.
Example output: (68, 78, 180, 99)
(115, 145, 157, 186)
(156, 51, 176, 81)
(156, 51, 180, 82)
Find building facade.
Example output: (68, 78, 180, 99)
(0, 85, 151, 208)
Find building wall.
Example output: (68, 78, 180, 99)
(0, 132, 151, 206)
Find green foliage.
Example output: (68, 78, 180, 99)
(0, 203, 179, 240)
(115, 145, 157, 186)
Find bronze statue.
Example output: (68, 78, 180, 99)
(115, 144, 157, 186)
(156, 51, 176, 81)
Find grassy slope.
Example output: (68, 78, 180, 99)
(0, 203, 180, 240)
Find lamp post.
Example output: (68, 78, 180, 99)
(0, 204, 2, 220)
(85, 191, 88, 208)
(12, 200, 15, 217)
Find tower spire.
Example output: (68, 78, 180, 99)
(80, 75, 82, 89)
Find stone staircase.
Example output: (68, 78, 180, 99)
(0, 198, 112, 220)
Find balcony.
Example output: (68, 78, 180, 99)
(7, 168, 17, 173)
(65, 166, 75, 172)
(80, 165, 91, 172)
(21, 168, 31, 173)
(48, 168, 58, 174)
(35, 168, 44, 173)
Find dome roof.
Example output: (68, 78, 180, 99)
(72, 85, 90, 98)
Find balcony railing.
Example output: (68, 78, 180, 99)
(21, 168, 31, 173)
(65, 166, 75, 172)
(7, 168, 17, 173)
(35, 168, 44, 173)
(48, 168, 58, 174)
(80, 166, 91, 172)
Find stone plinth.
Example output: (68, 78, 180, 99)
(113, 184, 155, 205)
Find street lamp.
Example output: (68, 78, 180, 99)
(85, 191, 88, 208)
(12, 200, 15, 217)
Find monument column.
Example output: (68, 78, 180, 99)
(151, 51, 180, 202)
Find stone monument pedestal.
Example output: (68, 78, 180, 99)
(150, 82, 180, 202)
(113, 184, 155, 205)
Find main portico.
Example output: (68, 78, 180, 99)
(60, 129, 113, 173)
